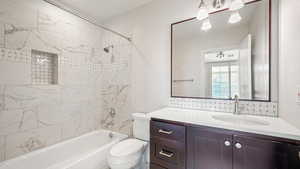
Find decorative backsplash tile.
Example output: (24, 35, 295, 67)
(169, 98, 278, 117)
(31, 50, 58, 85)
(0, 24, 5, 48)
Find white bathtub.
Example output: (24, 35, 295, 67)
(0, 130, 127, 169)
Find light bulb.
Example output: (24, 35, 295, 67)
(228, 11, 242, 24)
(202, 19, 212, 31)
(197, 1, 209, 21)
(229, 0, 245, 11)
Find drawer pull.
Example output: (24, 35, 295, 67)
(159, 150, 174, 158)
(158, 129, 173, 135)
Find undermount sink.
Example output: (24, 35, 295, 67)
(212, 114, 270, 126)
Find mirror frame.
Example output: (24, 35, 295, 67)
(171, 0, 272, 102)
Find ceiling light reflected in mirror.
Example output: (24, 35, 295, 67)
(230, 0, 245, 11)
(229, 11, 242, 24)
(201, 19, 212, 31)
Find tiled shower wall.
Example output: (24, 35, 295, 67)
(99, 32, 133, 135)
(0, 0, 132, 161)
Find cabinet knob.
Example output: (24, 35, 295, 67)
(224, 140, 231, 147)
(235, 143, 242, 149)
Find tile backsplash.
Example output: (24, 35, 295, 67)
(169, 98, 278, 117)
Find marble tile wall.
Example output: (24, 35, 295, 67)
(99, 32, 133, 136)
(169, 98, 278, 117)
(0, 0, 132, 162)
(0, 136, 5, 162)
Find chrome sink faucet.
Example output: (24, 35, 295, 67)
(233, 94, 240, 115)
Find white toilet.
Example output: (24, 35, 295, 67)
(107, 113, 150, 169)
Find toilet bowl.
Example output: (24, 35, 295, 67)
(107, 113, 150, 169)
(107, 139, 147, 169)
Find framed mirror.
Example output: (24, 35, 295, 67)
(171, 0, 273, 101)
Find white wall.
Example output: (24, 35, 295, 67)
(104, 0, 201, 112)
(279, 0, 300, 129)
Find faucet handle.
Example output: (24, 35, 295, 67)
(234, 94, 239, 100)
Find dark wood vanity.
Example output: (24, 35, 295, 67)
(150, 118, 300, 169)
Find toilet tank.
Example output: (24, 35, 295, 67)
(132, 113, 150, 141)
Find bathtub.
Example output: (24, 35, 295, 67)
(0, 130, 127, 169)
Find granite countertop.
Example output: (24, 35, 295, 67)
(147, 107, 300, 141)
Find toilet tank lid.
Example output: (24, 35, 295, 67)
(110, 139, 147, 157)
(132, 113, 150, 119)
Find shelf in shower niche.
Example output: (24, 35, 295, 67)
(31, 50, 58, 85)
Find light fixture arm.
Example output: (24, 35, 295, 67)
(198, 0, 205, 8)
(213, 0, 225, 9)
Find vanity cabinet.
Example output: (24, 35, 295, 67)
(150, 119, 300, 169)
(187, 126, 289, 169)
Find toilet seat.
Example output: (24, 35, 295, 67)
(110, 139, 147, 157)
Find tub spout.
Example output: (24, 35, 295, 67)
(109, 132, 114, 138)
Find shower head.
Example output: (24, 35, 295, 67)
(104, 47, 109, 53)
(103, 45, 113, 53)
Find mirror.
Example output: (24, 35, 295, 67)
(171, 0, 271, 101)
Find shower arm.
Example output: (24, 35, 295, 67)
(43, 0, 132, 42)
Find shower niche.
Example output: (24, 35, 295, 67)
(31, 50, 58, 85)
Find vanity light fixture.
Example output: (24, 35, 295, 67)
(197, 0, 244, 30)
(197, 0, 209, 21)
(201, 18, 212, 31)
(228, 11, 242, 24)
(229, 0, 245, 11)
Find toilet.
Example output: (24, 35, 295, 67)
(107, 113, 150, 169)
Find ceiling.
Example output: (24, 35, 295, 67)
(53, 0, 154, 22)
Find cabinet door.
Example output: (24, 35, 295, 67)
(233, 135, 289, 169)
(187, 126, 233, 169)
(287, 144, 300, 169)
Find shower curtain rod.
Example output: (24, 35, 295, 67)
(43, 0, 132, 42)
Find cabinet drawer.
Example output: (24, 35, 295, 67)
(150, 138, 185, 169)
(150, 163, 168, 169)
(155, 143, 179, 163)
(150, 120, 185, 142)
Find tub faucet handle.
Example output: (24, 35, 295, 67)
(109, 108, 116, 117)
